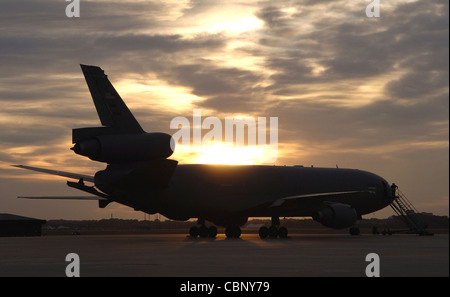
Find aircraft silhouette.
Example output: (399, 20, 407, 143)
(15, 65, 395, 238)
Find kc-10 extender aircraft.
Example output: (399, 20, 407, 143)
(15, 64, 395, 239)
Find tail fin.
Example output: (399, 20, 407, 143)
(79, 64, 144, 134)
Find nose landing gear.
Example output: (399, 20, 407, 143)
(349, 226, 360, 236)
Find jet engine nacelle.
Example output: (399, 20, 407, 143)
(312, 202, 358, 229)
(72, 132, 174, 163)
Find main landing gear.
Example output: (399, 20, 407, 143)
(189, 219, 217, 238)
(189, 224, 218, 238)
(188, 217, 246, 239)
(189, 225, 218, 238)
(258, 217, 289, 239)
(188, 217, 289, 239)
(188, 224, 242, 238)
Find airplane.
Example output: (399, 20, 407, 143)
(14, 64, 396, 239)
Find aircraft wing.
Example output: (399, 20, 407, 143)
(242, 190, 372, 217)
(269, 191, 368, 207)
(12, 165, 95, 183)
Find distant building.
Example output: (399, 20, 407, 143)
(0, 213, 46, 237)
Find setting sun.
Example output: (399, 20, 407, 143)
(193, 142, 273, 165)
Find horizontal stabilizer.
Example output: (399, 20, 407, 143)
(18, 196, 107, 200)
(12, 165, 95, 183)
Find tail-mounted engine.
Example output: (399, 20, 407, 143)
(72, 127, 174, 164)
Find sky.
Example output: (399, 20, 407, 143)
(0, 0, 448, 220)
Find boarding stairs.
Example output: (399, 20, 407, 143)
(389, 189, 433, 236)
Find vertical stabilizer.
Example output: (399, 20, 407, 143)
(80, 64, 144, 133)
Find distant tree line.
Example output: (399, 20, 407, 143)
(43, 213, 448, 234)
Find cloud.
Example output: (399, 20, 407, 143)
(95, 33, 226, 54)
(1, 0, 446, 151)
(253, 0, 449, 105)
(386, 70, 449, 99)
(271, 92, 448, 154)
(1, 0, 447, 138)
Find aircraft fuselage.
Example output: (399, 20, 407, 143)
(106, 164, 393, 226)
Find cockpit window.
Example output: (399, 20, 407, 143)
(381, 181, 390, 196)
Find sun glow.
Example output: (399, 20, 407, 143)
(116, 79, 202, 114)
(205, 16, 263, 34)
(173, 142, 275, 165)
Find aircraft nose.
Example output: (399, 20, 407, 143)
(380, 177, 395, 203)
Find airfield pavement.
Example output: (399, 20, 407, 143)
(0, 233, 448, 277)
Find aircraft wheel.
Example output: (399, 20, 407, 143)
(278, 226, 288, 238)
(208, 226, 218, 238)
(268, 225, 278, 238)
(225, 226, 241, 238)
(349, 227, 360, 236)
(259, 226, 269, 239)
(198, 225, 209, 238)
(189, 226, 199, 238)
(235, 227, 241, 238)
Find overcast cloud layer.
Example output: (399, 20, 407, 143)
(0, 0, 448, 219)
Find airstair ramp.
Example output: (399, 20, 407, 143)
(389, 188, 434, 236)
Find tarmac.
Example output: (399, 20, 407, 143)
(0, 233, 448, 277)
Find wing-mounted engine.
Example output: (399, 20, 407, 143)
(312, 202, 358, 229)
